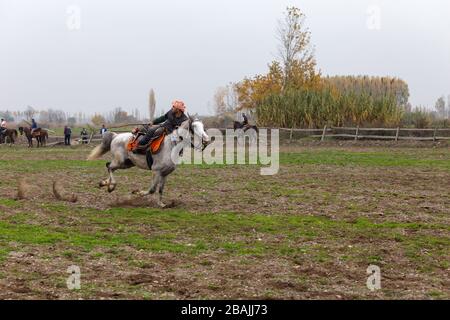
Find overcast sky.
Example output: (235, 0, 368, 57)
(1, 0, 449, 116)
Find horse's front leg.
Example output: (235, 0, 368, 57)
(136, 172, 167, 208)
(157, 175, 167, 208)
(136, 172, 161, 197)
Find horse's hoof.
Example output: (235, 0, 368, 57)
(99, 181, 107, 188)
(107, 185, 116, 193)
(158, 202, 166, 208)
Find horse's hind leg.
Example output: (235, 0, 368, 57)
(99, 161, 118, 193)
(106, 162, 118, 193)
(99, 159, 134, 193)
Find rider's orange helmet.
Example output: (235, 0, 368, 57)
(172, 100, 186, 113)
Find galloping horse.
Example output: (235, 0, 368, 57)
(0, 128, 18, 146)
(88, 118, 210, 208)
(18, 127, 48, 147)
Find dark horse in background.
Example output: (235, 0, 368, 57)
(19, 127, 48, 147)
(0, 128, 18, 146)
(233, 113, 259, 133)
(233, 113, 259, 144)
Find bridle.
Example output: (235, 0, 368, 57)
(173, 117, 208, 151)
(188, 117, 208, 151)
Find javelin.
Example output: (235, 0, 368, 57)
(22, 120, 56, 134)
(107, 123, 152, 129)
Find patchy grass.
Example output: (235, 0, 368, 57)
(0, 144, 449, 299)
(280, 150, 450, 170)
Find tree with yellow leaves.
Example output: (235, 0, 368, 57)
(277, 6, 320, 90)
(235, 7, 321, 111)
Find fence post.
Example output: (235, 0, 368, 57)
(395, 127, 400, 141)
(88, 132, 95, 144)
(321, 125, 327, 141)
(433, 128, 437, 142)
(289, 127, 294, 143)
(354, 125, 359, 141)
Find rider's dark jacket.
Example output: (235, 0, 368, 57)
(138, 109, 188, 146)
(242, 114, 249, 126)
(153, 109, 188, 133)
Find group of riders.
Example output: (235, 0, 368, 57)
(0, 118, 38, 133)
(0, 118, 43, 145)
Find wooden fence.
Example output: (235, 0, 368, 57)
(276, 126, 450, 142)
(42, 126, 450, 146)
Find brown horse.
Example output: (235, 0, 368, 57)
(18, 127, 48, 147)
(0, 128, 18, 146)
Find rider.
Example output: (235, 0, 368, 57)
(0, 118, 7, 136)
(80, 128, 88, 144)
(30, 118, 38, 133)
(132, 100, 188, 153)
(0, 119, 7, 138)
(242, 113, 249, 126)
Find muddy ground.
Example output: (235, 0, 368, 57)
(0, 140, 448, 299)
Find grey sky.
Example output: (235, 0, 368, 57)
(1, 0, 449, 116)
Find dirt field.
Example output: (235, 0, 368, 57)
(0, 141, 449, 299)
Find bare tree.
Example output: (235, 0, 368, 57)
(225, 83, 239, 112)
(213, 84, 238, 115)
(213, 87, 227, 116)
(24, 106, 36, 121)
(149, 89, 156, 122)
(435, 96, 446, 119)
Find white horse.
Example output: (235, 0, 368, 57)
(88, 118, 210, 207)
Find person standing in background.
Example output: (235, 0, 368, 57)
(80, 128, 88, 144)
(64, 126, 72, 146)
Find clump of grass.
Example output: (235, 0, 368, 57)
(16, 179, 29, 200)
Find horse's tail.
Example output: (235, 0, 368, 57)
(87, 131, 115, 160)
(13, 129, 18, 138)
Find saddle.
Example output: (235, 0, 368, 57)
(127, 130, 166, 155)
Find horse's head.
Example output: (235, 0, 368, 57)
(178, 116, 210, 150)
(18, 127, 24, 135)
